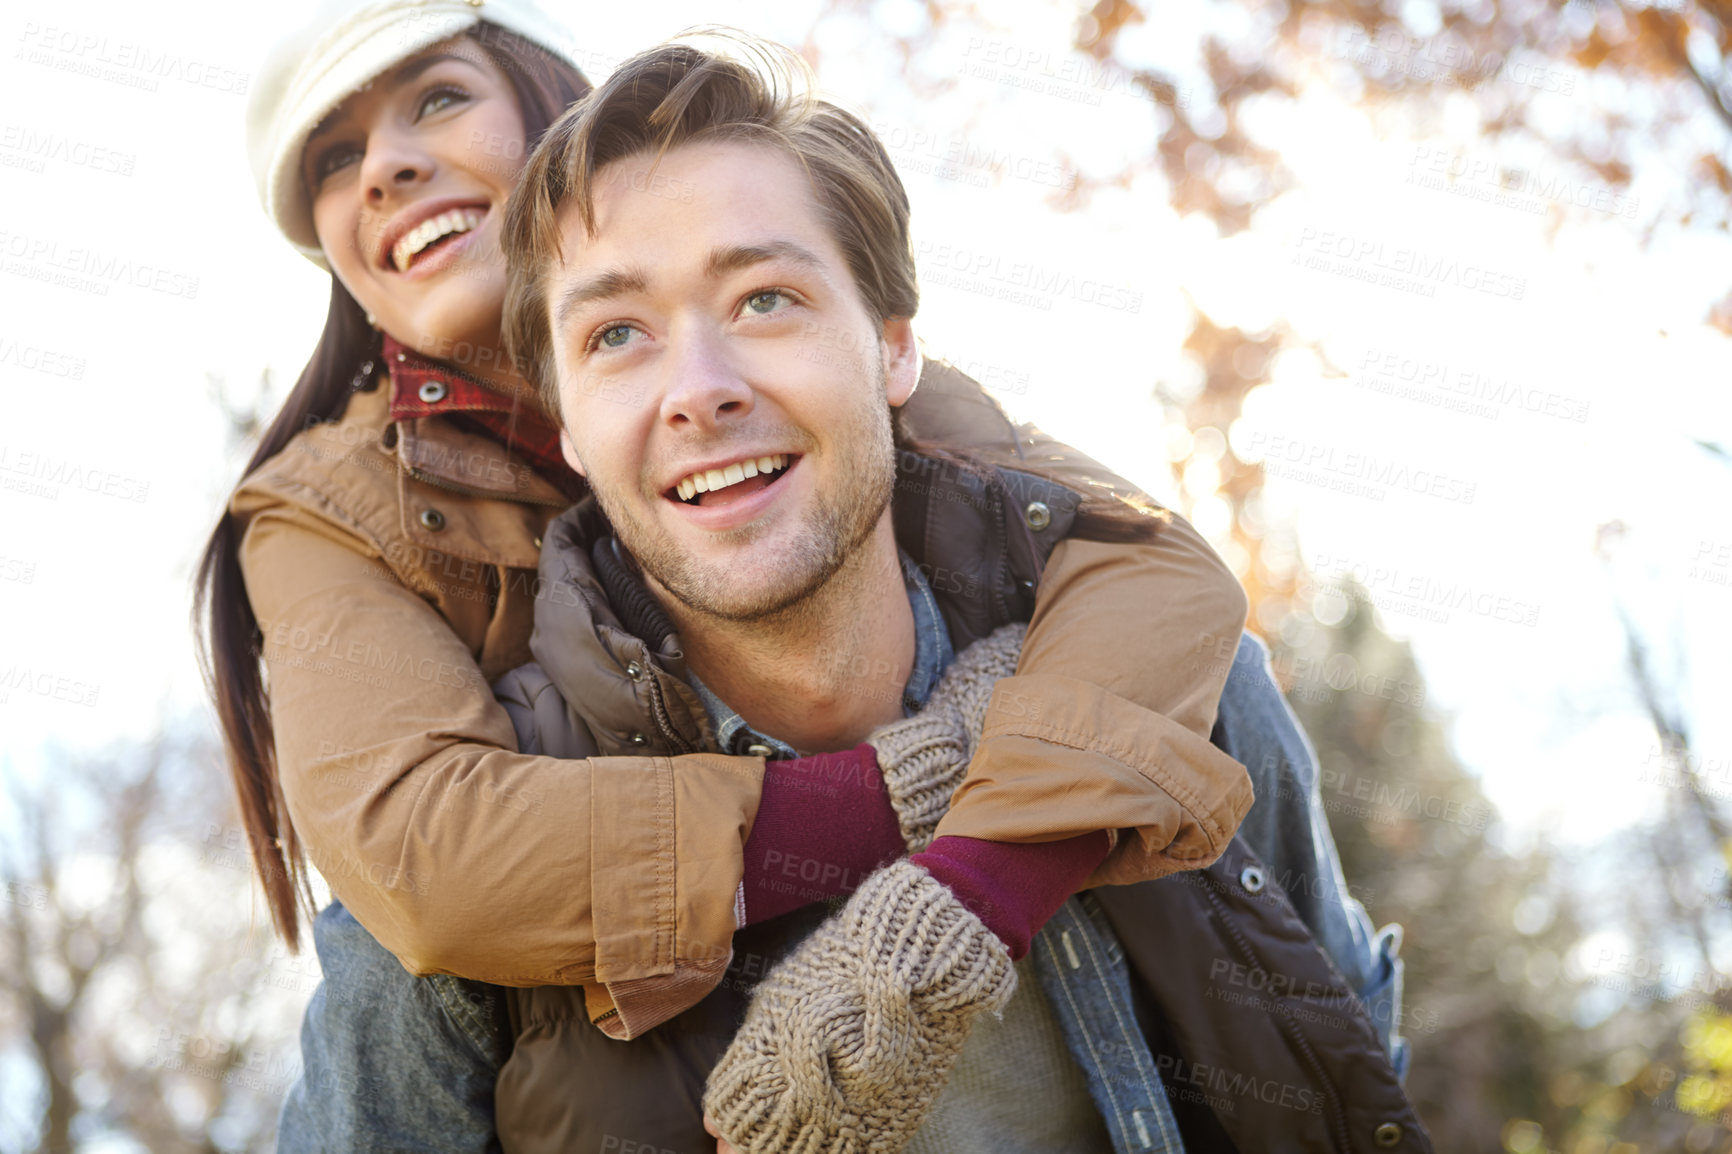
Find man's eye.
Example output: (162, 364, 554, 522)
(591, 324, 639, 351)
(742, 290, 791, 316)
(417, 85, 469, 119)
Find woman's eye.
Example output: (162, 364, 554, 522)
(313, 144, 362, 183)
(742, 290, 791, 316)
(417, 85, 469, 119)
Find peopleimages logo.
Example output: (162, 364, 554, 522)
(14, 22, 249, 94)
(1406, 146, 1638, 220)
(1239, 429, 1478, 505)
(1355, 346, 1590, 424)
(0, 443, 150, 503)
(0, 665, 101, 707)
(1309, 551, 1543, 627)
(914, 240, 1143, 313)
(1332, 27, 1577, 96)
(871, 122, 1077, 191)
(956, 36, 1138, 106)
(1292, 228, 1526, 302)
(0, 336, 86, 380)
(0, 124, 136, 176)
(1688, 538, 1732, 590)
(0, 230, 199, 300)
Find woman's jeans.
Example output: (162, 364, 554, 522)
(275, 633, 1405, 1152)
(275, 905, 509, 1153)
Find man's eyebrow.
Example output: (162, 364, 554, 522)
(556, 267, 652, 327)
(306, 53, 473, 143)
(705, 241, 827, 279)
(555, 243, 826, 328)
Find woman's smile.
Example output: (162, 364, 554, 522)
(378, 201, 490, 272)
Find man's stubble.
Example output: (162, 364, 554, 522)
(588, 356, 899, 630)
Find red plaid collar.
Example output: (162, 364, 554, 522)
(382, 335, 583, 499)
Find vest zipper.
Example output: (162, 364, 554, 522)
(1203, 883, 1355, 1152)
(642, 670, 696, 754)
(1282, 1007, 1355, 1152)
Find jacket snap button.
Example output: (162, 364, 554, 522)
(418, 380, 449, 404)
(629, 732, 648, 746)
(745, 743, 775, 758)
(418, 508, 446, 532)
(533, 536, 543, 550)
(1374, 1122, 1403, 1147)
(1239, 865, 1266, 894)
(1024, 501, 1051, 531)
(625, 661, 644, 681)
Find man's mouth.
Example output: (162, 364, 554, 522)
(668, 454, 795, 507)
(390, 207, 486, 272)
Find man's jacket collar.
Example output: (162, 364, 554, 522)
(523, 449, 1086, 760)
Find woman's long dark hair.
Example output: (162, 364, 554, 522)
(193, 24, 590, 949)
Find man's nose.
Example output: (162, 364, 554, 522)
(659, 331, 754, 432)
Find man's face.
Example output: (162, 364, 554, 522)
(547, 139, 919, 621)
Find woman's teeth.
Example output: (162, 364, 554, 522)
(391, 208, 484, 271)
(675, 455, 788, 502)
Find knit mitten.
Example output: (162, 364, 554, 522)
(868, 623, 1026, 852)
(702, 858, 1016, 1154)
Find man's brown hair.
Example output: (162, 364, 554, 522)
(502, 34, 918, 413)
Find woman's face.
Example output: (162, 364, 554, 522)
(304, 37, 525, 360)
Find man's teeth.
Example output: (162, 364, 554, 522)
(391, 208, 484, 272)
(675, 455, 788, 502)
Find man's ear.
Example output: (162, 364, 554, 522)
(559, 429, 588, 477)
(880, 317, 920, 408)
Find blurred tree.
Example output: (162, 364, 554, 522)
(1275, 579, 1605, 1150)
(0, 729, 305, 1154)
(1074, 0, 1724, 232)
(1158, 305, 1597, 1149)
(807, 0, 1730, 1146)
(818, 0, 1728, 243)
(1585, 523, 1732, 1152)
(1163, 320, 1727, 1150)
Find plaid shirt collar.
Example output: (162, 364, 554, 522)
(381, 334, 582, 500)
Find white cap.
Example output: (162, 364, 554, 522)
(247, 0, 580, 269)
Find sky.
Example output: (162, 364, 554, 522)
(2, 0, 1729, 868)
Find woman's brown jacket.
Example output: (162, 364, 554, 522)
(229, 358, 1253, 1036)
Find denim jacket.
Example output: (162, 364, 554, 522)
(1023, 633, 1408, 1154)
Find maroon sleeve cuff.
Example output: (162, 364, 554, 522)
(911, 831, 1113, 959)
(740, 744, 908, 925)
